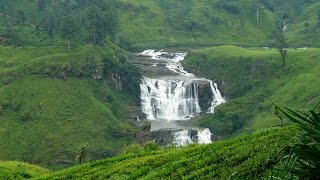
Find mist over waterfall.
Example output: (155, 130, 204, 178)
(137, 49, 225, 146)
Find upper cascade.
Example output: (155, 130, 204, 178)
(140, 78, 201, 120)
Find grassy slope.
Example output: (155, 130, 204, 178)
(0, 161, 49, 179)
(2, 0, 319, 49)
(37, 126, 299, 179)
(277, 0, 320, 47)
(117, 0, 275, 49)
(0, 45, 138, 169)
(116, 0, 320, 49)
(183, 46, 320, 136)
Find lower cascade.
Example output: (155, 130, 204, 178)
(137, 49, 225, 146)
(173, 128, 212, 146)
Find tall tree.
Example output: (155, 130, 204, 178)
(75, 144, 88, 164)
(318, 15, 320, 30)
(16, 10, 25, 25)
(60, 14, 79, 51)
(41, 14, 56, 38)
(3, 20, 20, 45)
(85, 3, 118, 45)
(272, 29, 288, 66)
(305, 22, 310, 34)
(37, 0, 46, 11)
(255, 0, 262, 23)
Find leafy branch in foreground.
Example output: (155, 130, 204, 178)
(271, 103, 320, 179)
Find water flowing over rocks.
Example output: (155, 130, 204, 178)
(132, 49, 225, 146)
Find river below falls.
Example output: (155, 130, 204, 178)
(135, 49, 225, 146)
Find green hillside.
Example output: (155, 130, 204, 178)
(36, 126, 299, 179)
(0, 44, 141, 169)
(0, 161, 49, 179)
(1, 0, 320, 49)
(119, 0, 320, 49)
(273, 0, 320, 47)
(183, 46, 320, 136)
(117, 0, 275, 49)
(0, 0, 319, 178)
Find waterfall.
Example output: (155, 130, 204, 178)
(207, 80, 225, 113)
(173, 130, 193, 146)
(140, 78, 201, 120)
(173, 128, 212, 146)
(197, 128, 212, 144)
(283, 21, 288, 32)
(140, 49, 164, 60)
(138, 49, 225, 146)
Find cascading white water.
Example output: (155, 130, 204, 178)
(197, 128, 212, 144)
(208, 81, 226, 113)
(283, 21, 288, 32)
(140, 78, 201, 120)
(140, 49, 164, 60)
(173, 130, 193, 146)
(173, 128, 212, 146)
(139, 49, 225, 146)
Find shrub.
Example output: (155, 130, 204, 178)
(272, 103, 320, 179)
(143, 141, 161, 152)
(124, 144, 143, 154)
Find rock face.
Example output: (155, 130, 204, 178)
(131, 56, 179, 77)
(150, 129, 204, 146)
(196, 81, 214, 111)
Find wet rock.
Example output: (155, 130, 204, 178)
(171, 82, 177, 92)
(139, 112, 147, 120)
(130, 56, 179, 78)
(189, 129, 198, 140)
(151, 130, 177, 146)
(196, 81, 213, 111)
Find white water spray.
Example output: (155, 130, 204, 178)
(140, 78, 201, 120)
(197, 128, 212, 145)
(283, 21, 288, 32)
(139, 49, 225, 146)
(208, 81, 225, 113)
(173, 130, 194, 146)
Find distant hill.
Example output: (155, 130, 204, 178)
(1, 0, 320, 49)
(118, 0, 320, 49)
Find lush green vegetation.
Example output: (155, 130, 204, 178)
(116, 0, 275, 49)
(1, 0, 320, 49)
(0, 0, 119, 46)
(117, 0, 320, 49)
(0, 161, 49, 179)
(271, 104, 320, 179)
(278, 0, 320, 47)
(35, 126, 299, 179)
(0, 0, 319, 178)
(0, 43, 142, 169)
(184, 46, 320, 137)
